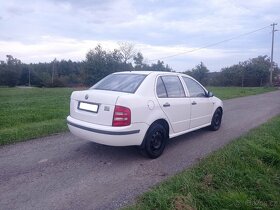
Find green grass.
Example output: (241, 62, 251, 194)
(0, 87, 76, 145)
(0, 86, 278, 145)
(207, 86, 277, 100)
(126, 115, 280, 210)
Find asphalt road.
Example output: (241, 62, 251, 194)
(1, 91, 280, 210)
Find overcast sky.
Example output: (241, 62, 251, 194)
(0, 0, 279, 71)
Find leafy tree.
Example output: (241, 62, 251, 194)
(150, 60, 172, 72)
(133, 52, 144, 70)
(184, 62, 209, 85)
(0, 55, 22, 87)
(6, 55, 21, 65)
(84, 44, 132, 85)
(84, 45, 106, 85)
(18, 64, 30, 86)
(0, 64, 19, 87)
(218, 56, 274, 87)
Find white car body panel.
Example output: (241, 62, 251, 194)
(156, 97, 191, 133)
(67, 116, 148, 146)
(70, 89, 130, 126)
(67, 71, 223, 146)
(189, 97, 214, 129)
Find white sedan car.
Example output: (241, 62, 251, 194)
(67, 71, 223, 158)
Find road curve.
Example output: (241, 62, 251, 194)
(1, 91, 280, 210)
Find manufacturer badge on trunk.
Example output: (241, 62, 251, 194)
(85, 94, 89, 100)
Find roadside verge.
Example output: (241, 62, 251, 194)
(126, 115, 280, 210)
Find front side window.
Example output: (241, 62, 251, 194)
(156, 76, 185, 98)
(182, 77, 206, 97)
(92, 74, 146, 93)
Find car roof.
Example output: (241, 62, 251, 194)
(113, 71, 192, 77)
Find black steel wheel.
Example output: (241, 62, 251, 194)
(140, 123, 167, 159)
(209, 108, 222, 131)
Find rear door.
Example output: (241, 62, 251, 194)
(182, 76, 213, 129)
(156, 75, 191, 133)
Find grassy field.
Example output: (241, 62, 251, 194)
(126, 115, 280, 210)
(208, 86, 277, 100)
(0, 88, 76, 145)
(0, 86, 277, 145)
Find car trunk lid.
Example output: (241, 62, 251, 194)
(70, 89, 130, 126)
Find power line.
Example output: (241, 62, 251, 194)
(147, 24, 271, 62)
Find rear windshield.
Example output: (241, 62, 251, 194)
(91, 74, 146, 93)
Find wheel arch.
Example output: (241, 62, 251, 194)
(217, 106, 223, 114)
(151, 119, 170, 138)
(140, 118, 170, 148)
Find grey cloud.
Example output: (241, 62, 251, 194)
(6, 6, 34, 16)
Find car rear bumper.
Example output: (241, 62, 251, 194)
(67, 116, 148, 146)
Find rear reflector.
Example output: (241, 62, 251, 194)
(112, 105, 131, 126)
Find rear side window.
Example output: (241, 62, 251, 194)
(182, 77, 206, 97)
(156, 77, 168, 98)
(156, 76, 185, 98)
(92, 74, 146, 93)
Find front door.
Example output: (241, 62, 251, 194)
(182, 77, 213, 129)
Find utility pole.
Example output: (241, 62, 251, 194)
(52, 58, 56, 86)
(270, 23, 278, 86)
(28, 67, 31, 87)
(52, 62, 54, 85)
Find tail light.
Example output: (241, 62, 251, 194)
(112, 105, 131, 126)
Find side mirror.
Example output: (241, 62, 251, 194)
(207, 91, 214, 97)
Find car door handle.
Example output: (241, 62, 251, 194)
(163, 102, 170, 107)
(191, 101, 197, 105)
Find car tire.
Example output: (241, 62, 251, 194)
(140, 123, 167, 159)
(209, 108, 222, 131)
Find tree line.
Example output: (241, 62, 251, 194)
(0, 43, 171, 87)
(184, 55, 279, 86)
(0, 43, 279, 87)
